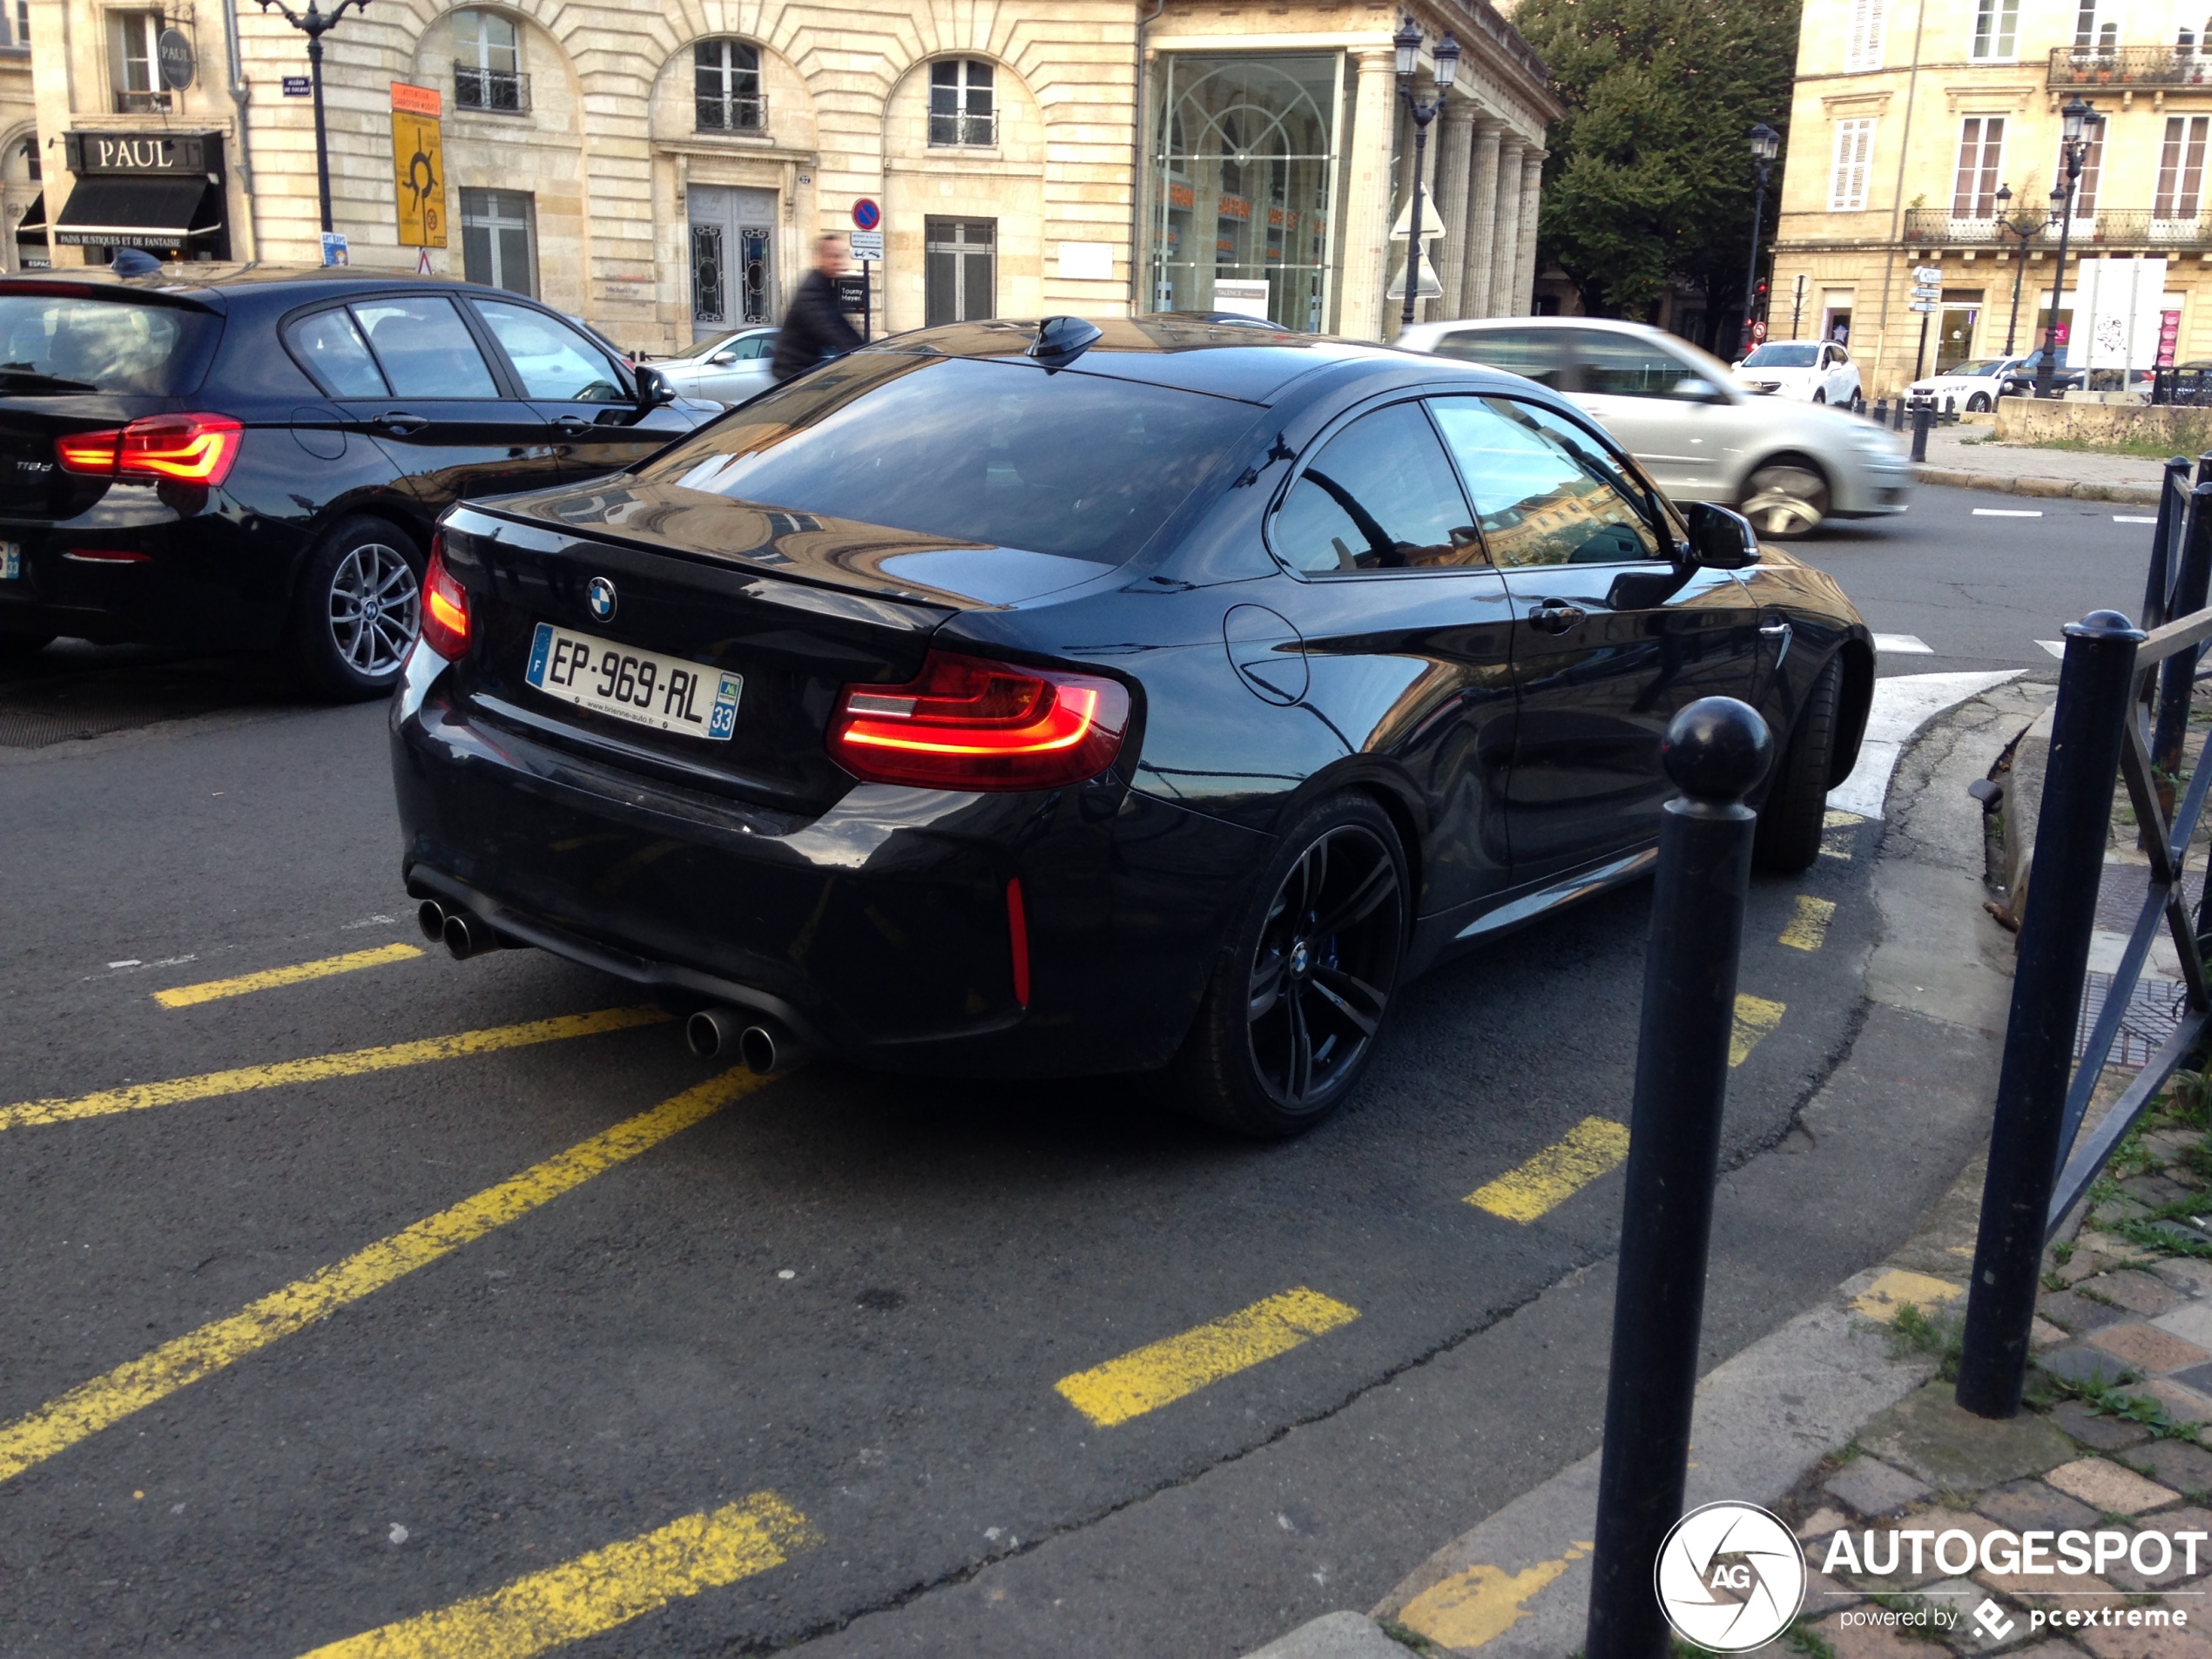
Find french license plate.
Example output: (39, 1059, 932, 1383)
(523, 622, 742, 740)
(0, 543, 18, 580)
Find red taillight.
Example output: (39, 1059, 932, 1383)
(1006, 877, 1030, 1007)
(57, 414, 242, 483)
(829, 651, 1130, 791)
(421, 538, 471, 660)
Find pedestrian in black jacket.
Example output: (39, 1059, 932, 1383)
(771, 233, 863, 382)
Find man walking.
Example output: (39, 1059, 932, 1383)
(771, 233, 864, 382)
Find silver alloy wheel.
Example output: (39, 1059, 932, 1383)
(327, 540, 421, 677)
(1967, 392, 1992, 413)
(1244, 824, 1401, 1110)
(1739, 462, 1830, 539)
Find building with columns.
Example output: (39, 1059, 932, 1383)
(0, 0, 1552, 352)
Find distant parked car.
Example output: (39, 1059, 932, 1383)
(1904, 356, 2028, 413)
(1395, 316, 1912, 538)
(1734, 340, 1863, 407)
(647, 326, 779, 404)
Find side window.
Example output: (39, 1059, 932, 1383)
(285, 307, 388, 397)
(1271, 402, 1480, 574)
(1573, 331, 1710, 401)
(475, 300, 627, 401)
(1428, 396, 1666, 570)
(733, 333, 775, 359)
(1430, 327, 1573, 391)
(349, 296, 499, 399)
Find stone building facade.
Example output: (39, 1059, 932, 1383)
(0, 0, 1553, 352)
(1773, 0, 2212, 396)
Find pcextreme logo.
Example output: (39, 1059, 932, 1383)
(1656, 1501, 1807, 1651)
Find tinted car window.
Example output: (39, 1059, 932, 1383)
(287, 307, 388, 397)
(1431, 327, 1571, 390)
(648, 354, 1260, 561)
(1271, 402, 1479, 574)
(352, 296, 499, 399)
(475, 300, 628, 402)
(726, 333, 774, 360)
(0, 294, 212, 395)
(1429, 395, 1664, 568)
(1574, 330, 1707, 400)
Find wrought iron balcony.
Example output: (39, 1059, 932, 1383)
(1902, 206, 2212, 248)
(695, 92, 767, 132)
(927, 111, 996, 147)
(2047, 44, 2212, 88)
(455, 64, 529, 114)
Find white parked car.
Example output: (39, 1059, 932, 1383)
(1904, 356, 2031, 413)
(643, 326, 779, 404)
(1733, 339, 1863, 406)
(1394, 316, 1913, 538)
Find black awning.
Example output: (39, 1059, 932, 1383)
(53, 178, 222, 248)
(14, 191, 44, 236)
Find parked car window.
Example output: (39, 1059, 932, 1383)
(285, 307, 388, 397)
(1271, 401, 1480, 574)
(349, 296, 499, 399)
(724, 332, 774, 360)
(1830, 346, 1851, 364)
(474, 300, 627, 401)
(1739, 342, 1819, 368)
(1429, 395, 1664, 569)
(1574, 330, 1710, 401)
(0, 293, 212, 394)
(1430, 327, 1572, 390)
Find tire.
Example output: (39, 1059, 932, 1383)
(286, 516, 425, 701)
(1967, 392, 1992, 413)
(1811, 389, 1826, 405)
(1170, 792, 1408, 1138)
(0, 631, 53, 667)
(1849, 391, 1865, 415)
(1755, 653, 1844, 874)
(1739, 458, 1831, 539)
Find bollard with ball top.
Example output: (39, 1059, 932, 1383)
(1584, 696, 1773, 1659)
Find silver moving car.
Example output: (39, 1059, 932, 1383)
(640, 326, 780, 405)
(1393, 316, 1912, 537)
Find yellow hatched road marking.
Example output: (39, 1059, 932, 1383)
(1778, 895, 1838, 952)
(1466, 1116, 1630, 1224)
(1054, 1287, 1359, 1428)
(1820, 809, 1865, 862)
(0, 1068, 764, 1484)
(0, 1007, 670, 1132)
(297, 1492, 819, 1659)
(154, 943, 424, 1008)
(1730, 994, 1786, 1067)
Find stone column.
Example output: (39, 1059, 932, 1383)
(1337, 48, 1400, 341)
(1514, 148, 1546, 314)
(1462, 118, 1503, 319)
(1487, 136, 1524, 316)
(1433, 100, 1478, 319)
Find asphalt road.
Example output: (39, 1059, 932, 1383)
(0, 488, 2136, 1656)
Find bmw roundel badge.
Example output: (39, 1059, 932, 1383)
(586, 577, 617, 622)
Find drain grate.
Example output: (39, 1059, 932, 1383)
(2076, 969, 2192, 1069)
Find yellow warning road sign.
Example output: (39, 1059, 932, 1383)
(391, 109, 445, 248)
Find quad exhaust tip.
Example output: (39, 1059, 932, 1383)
(416, 899, 447, 944)
(420, 900, 504, 961)
(685, 1006, 807, 1074)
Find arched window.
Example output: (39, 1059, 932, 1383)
(695, 39, 763, 132)
(454, 11, 526, 113)
(17, 138, 37, 182)
(929, 59, 995, 147)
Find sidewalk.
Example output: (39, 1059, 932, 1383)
(1916, 428, 2168, 504)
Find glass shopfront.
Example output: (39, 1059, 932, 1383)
(1146, 53, 1345, 332)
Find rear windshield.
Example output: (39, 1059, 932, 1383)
(0, 293, 214, 395)
(640, 353, 1264, 561)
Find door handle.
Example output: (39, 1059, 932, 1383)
(552, 415, 593, 436)
(1761, 619, 1793, 668)
(1528, 600, 1587, 634)
(374, 411, 428, 435)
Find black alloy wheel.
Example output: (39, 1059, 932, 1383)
(1754, 652, 1844, 873)
(288, 515, 425, 701)
(1173, 793, 1407, 1137)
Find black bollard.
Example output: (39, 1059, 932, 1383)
(2153, 486, 2212, 781)
(1912, 399, 1934, 461)
(1955, 612, 2146, 1419)
(1584, 698, 1773, 1659)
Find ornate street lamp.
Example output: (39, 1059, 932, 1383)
(2036, 96, 2101, 397)
(1394, 17, 1460, 328)
(1992, 184, 2045, 356)
(255, 0, 374, 239)
(1738, 122, 1781, 358)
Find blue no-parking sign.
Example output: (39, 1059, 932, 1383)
(852, 199, 880, 232)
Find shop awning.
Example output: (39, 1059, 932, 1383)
(14, 192, 44, 237)
(52, 178, 222, 249)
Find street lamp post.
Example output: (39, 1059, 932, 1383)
(1993, 183, 2045, 356)
(1738, 123, 1781, 358)
(1393, 17, 1460, 330)
(255, 0, 374, 237)
(2036, 97, 2101, 398)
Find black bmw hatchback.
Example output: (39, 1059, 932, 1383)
(392, 316, 1876, 1135)
(0, 266, 708, 696)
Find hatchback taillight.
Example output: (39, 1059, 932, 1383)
(829, 651, 1130, 791)
(421, 538, 472, 660)
(55, 413, 244, 485)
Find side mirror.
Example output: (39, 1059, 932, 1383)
(708, 350, 738, 366)
(1684, 501, 1760, 569)
(1673, 376, 1726, 403)
(634, 365, 677, 411)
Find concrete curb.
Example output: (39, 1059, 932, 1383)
(1915, 465, 2162, 504)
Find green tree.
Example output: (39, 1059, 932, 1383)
(1513, 0, 1801, 341)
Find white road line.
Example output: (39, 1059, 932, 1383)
(2115, 516, 2159, 524)
(1871, 633, 1933, 654)
(1826, 670, 2027, 820)
(2037, 639, 2067, 659)
(1973, 508, 2044, 517)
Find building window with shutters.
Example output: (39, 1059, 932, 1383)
(1829, 118, 1874, 211)
(461, 187, 537, 296)
(928, 59, 995, 147)
(1969, 0, 2019, 60)
(107, 13, 168, 112)
(1844, 0, 1885, 71)
(1951, 118, 2004, 219)
(2061, 124, 2104, 216)
(925, 218, 995, 324)
(695, 39, 764, 132)
(2158, 117, 2209, 222)
(454, 10, 528, 113)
